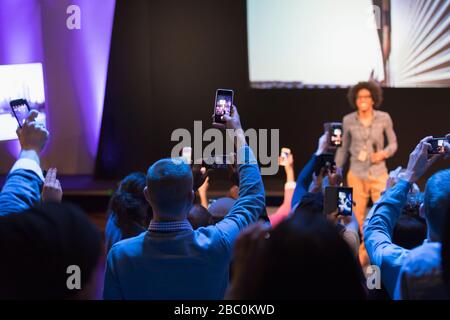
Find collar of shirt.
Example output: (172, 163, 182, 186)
(353, 110, 379, 123)
(148, 219, 193, 233)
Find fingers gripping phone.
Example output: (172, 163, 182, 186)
(10, 99, 31, 128)
(214, 89, 233, 124)
(324, 186, 353, 216)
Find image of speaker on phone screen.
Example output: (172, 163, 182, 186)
(212, 89, 233, 126)
(324, 122, 343, 149)
(427, 136, 450, 157)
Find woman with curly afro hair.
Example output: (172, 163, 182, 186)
(335, 81, 398, 267)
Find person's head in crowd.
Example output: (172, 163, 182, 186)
(347, 81, 383, 112)
(109, 172, 152, 231)
(144, 158, 194, 221)
(226, 214, 366, 299)
(208, 197, 236, 223)
(0, 203, 103, 299)
(293, 192, 324, 218)
(188, 204, 213, 229)
(393, 214, 427, 250)
(392, 191, 427, 250)
(422, 169, 450, 242)
(441, 205, 450, 296)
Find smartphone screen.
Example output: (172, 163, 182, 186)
(10, 99, 30, 128)
(337, 187, 353, 216)
(181, 147, 192, 164)
(214, 89, 233, 124)
(330, 123, 343, 147)
(279, 147, 291, 166)
(429, 138, 446, 154)
(324, 186, 353, 216)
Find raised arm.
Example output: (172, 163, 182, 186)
(210, 107, 265, 251)
(364, 136, 442, 297)
(291, 132, 329, 209)
(0, 110, 49, 216)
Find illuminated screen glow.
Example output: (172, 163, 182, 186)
(0, 63, 46, 141)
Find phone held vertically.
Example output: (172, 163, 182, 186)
(181, 147, 192, 164)
(329, 123, 343, 147)
(214, 89, 233, 124)
(324, 186, 353, 216)
(9, 99, 31, 128)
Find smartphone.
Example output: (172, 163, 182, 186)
(10, 99, 31, 128)
(279, 147, 291, 166)
(214, 89, 233, 124)
(314, 153, 335, 176)
(428, 138, 446, 155)
(329, 123, 343, 147)
(181, 147, 192, 164)
(324, 186, 353, 216)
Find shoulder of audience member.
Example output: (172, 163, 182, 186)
(193, 225, 228, 247)
(108, 232, 147, 257)
(193, 224, 247, 257)
(401, 242, 441, 275)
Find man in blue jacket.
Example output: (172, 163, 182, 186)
(0, 110, 48, 216)
(364, 135, 450, 299)
(103, 106, 266, 299)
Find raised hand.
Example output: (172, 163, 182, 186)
(42, 168, 63, 203)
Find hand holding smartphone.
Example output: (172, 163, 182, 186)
(181, 147, 192, 164)
(279, 147, 291, 166)
(213, 89, 233, 124)
(324, 186, 353, 216)
(10, 99, 31, 128)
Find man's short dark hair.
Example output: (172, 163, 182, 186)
(146, 158, 193, 214)
(441, 205, 450, 295)
(347, 81, 383, 109)
(424, 169, 450, 241)
(393, 214, 427, 250)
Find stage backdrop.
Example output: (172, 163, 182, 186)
(97, 0, 450, 190)
(0, 0, 115, 174)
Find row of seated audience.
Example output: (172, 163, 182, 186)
(0, 109, 449, 300)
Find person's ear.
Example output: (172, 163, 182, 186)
(144, 186, 151, 204)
